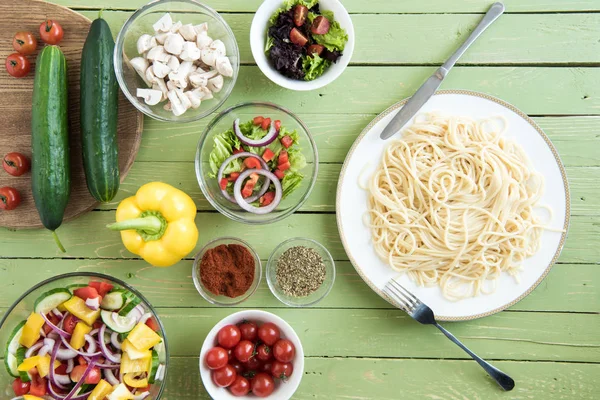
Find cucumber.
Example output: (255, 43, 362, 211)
(118, 293, 141, 316)
(4, 320, 25, 377)
(100, 310, 136, 333)
(31, 45, 70, 253)
(66, 283, 87, 293)
(148, 350, 159, 384)
(34, 288, 72, 314)
(80, 16, 119, 202)
(100, 290, 127, 310)
(16, 347, 31, 382)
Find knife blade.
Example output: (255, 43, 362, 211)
(379, 2, 505, 140)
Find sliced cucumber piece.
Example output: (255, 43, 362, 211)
(101, 310, 136, 333)
(4, 320, 25, 377)
(66, 283, 87, 293)
(118, 293, 141, 316)
(148, 350, 159, 384)
(100, 289, 127, 311)
(34, 288, 72, 314)
(16, 347, 31, 383)
(154, 340, 166, 363)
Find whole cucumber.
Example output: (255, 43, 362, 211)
(31, 45, 70, 252)
(80, 16, 119, 202)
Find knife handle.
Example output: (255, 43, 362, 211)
(441, 2, 505, 74)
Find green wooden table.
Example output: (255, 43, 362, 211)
(2, 0, 600, 398)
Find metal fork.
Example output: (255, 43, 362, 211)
(383, 278, 515, 391)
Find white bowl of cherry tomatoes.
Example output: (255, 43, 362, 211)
(200, 310, 304, 399)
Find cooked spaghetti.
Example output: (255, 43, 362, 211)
(366, 114, 545, 300)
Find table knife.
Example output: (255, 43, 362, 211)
(380, 2, 505, 140)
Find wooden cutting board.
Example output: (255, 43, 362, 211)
(0, 0, 142, 229)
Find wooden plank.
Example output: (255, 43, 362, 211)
(0, 259, 596, 313)
(160, 357, 600, 399)
(56, 0, 600, 13)
(0, 212, 594, 263)
(77, 11, 600, 65)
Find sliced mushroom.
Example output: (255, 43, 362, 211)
(196, 32, 213, 50)
(153, 13, 173, 32)
(163, 101, 172, 111)
(193, 22, 208, 36)
(194, 59, 212, 71)
(185, 91, 202, 109)
(166, 80, 178, 91)
(136, 88, 163, 106)
(166, 55, 180, 73)
(207, 74, 224, 93)
(145, 66, 158, 85)
(167, 89, 189, 116)
(200, 49, 218, 67)
(215, 56, 233, 77)
(170, 21, 182, 33)
(152, 61, 171, 79)
(164, 33, 185, 55)
(167, 60, 193, 89)
(179, 41, 201, 61)
(147, 45, 169, 62)
(179, 24, 197, 42)
(152, 79, 168, 101)
(194, 86, 213, 100)
(154, 32, 169, 45)
(209, 40, 226, 57)
(129, 57, 151, 86)
(188, 71, 209, 88)
(137, 34, 156, 54)
(176, 89, 192, 110)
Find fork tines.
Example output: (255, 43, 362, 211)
(383, 278, 420, 312)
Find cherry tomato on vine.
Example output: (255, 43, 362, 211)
(229, 359, 245, 375)
(12, 377, 30, 396)
(218, 324, 241, 349)
(39, 20, 64, 45)
(5, 53, 30, 78)
(233, 340, 255, 363)
(0, 187, 21, 210)
(257, 322, 280, 346)
(3, 152, 30, 176)
(205, 347, 229, 370)
(238, 320, 258, 342)
(271, 360, 294, 380)
(12, 32, 37, 55)
(256, 344, 272, 361)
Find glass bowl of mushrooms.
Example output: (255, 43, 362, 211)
(114, 0, 240, 122)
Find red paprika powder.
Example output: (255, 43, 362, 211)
(200, 244, 255, 298)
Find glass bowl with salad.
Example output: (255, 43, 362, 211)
(195, 102, 318, 224)
(250, 0, 355, 91)
(0, 272, 168, 399)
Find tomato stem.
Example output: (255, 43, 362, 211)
(52, 231, 66, 253)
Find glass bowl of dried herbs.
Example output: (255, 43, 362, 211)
(266, 237, 335, 307)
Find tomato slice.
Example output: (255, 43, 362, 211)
(281, 136, 293, 149)
(278, 151, 289, 164)
(260, 192, 276, 206)
(29, 375, 47, 396)
(243, 157, 262, 169)
(12, 377, 30, 396)
(43, 312, 61, 335)
(278, 162, 291, 172)
(274, 120, 281, 132)
(241, 174, 259, 198)
(261, 118, 272, 131)
(228, 172, 240, 182)
(262, 149, 275, 162)
(219, 178, 228, 190)
(73, 286, 100, 301)
(63, 314, 79, 335)
(253, 116, 264, 126)
(233, 147, 244, 155)
(89, 281, 113, 297)
(274, 169, 285, 180)
(145, 317, 160, 332)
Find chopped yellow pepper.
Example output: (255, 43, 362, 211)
(123, 373, 149, 388)
(70, 321, 92, 350)
(36, 355, 61, 378)
(57, 302, 68, 312)
(63, 296, 100, 326)
(127, 322, 162, 351)
(24, 395, 45, 400)
(107, 383, 135, 400)
(107, 182, 198, 267)
(122, 339, 151, 360)
(121, 351, 151, 374)
(88, 379, 113, 400)
(19, 313, 45, 348)
(17, 355, 41, 372)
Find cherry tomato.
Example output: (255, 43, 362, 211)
(256, 344, 272, 361)
(258, 322, 280, 346)
(89, 281, 114, 297)
(271, 360, 294, 380)
(5, 53, 30, 78)
(55, 364, 68, 375)
(205, 347, 229, 370)
(251, 373, 275, 397)
(145, 317, 160, 332)
(253, 116, 264, 126)
(238, 320, 258, 342)
(73, 286, 99, 301)
(229, 359, 245, 375)
(273, 339, 295, 363)
(40, 20, 64, 45)
(0, 187, 21, 211)
(212, 364, 237, 387)
(43, 312, 61, 335)
(63, 314, 79, 335)
(12, 377, 30, 396)
(244, 356, 261, 371)
(29, 374, 47, 396)
(234, 340, 255, 363)
(3, 152, 30, 176)
(217, 324, 241, 349)
(274, 120, 281, 132)
(260, 361, 273, 374)
(13, 32, 37, 55)
(261, 117, 272, 131)
(70, 365, 101, 384)
(229, 376, 250, 396)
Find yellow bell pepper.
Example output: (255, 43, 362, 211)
(24, 395, 45, 400)
(36, 354, 61, 378)
(107, 383, 135, 400)
(121, 351, 151, 374)
(122, 339, 151, 360)
(107, 182, 198, 267)
(88, 379, 113, 400)
(123, 373, 149, 388)
(19, 313, 45, 348)
(70, 321, 92, 350)
(63, 296, 101, 326)
(126, 322, 162, 351)
(18, 355, 41, 372)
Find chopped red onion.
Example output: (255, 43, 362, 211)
(60, 335, 101, 358)
(233, 118, 278, 147)
(66, 358, 74, 373)
(104, 368, 120, 386)
(85, 297, 100, 311)
(52, 308, 63, 318)
(42, 312, 71, 339)
(50, 337, 68, 390)
(99, 324, 121, 363)
(63, 357, 98, 400)
(110, 332, 122, 350)
(39, 344, 51, 357)
(25, 341, 44, 358)
(155, 363, 166, 381)
(89, 328, 99, 337)
(139, 312, 152, 325)
(94, 361, 120, 369)
(233, 169, 282, 214)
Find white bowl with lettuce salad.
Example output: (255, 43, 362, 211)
(195, 102, 318, 224)
(250, 0, 354, 91)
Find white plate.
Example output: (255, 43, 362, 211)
(336, 90, 570, 321)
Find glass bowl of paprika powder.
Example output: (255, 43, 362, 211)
(192, 237, 262, 305)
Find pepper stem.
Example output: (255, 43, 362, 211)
(106, 216, 163, 234)
(52, 231, 66, 253)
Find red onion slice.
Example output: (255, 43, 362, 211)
(104, 368, 120, 386)
(63, 357, 98, 400)
(50, 337, 68, 390)
(60, 335, 101, 358)
(233, 169, 282, 214)
(110, 332, 122, 350)
(217, 152, 270, 204)
(85, 297, 100, 311)
(99, 324, 121, 363)
(42, 312, 71, 339)
(233, 118, 278, 147)
(25, 341, 44, 358)
(139, 312, 153, 325)
(66, 358, 74, 373)
(52, 308, 63, 318)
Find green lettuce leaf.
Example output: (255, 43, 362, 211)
(208, 130, 241, 178)
(282, 171, 304, 199)
(287, 147, 307, 172)
(310, 10, 348, 52)
(302, 54, 331, 81)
